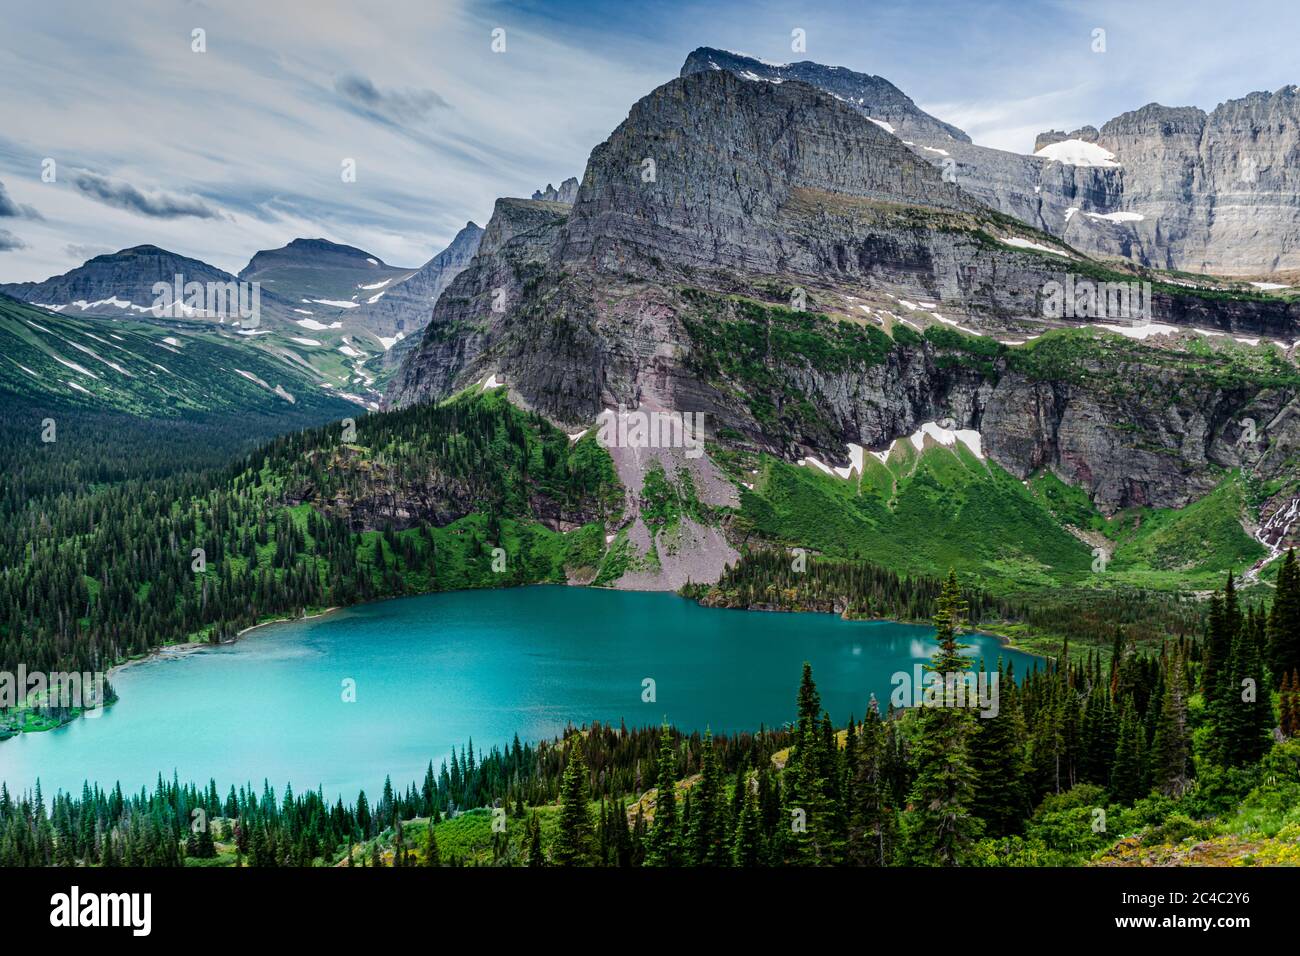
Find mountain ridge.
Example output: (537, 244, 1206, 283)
(686, 47, 1300, 276)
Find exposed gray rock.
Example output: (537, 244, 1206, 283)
(383, 198, 571, 408)
(680, 47, 970, 144)
(688, 49, 1300, 275)
(0, 245, 256, 317)
(238, 238, 414, 305)
(1034, 127, 1099, 152)
(531, 177, 580, 204)
(346, 221, 484, 342)
(387, 66, 1300, 517)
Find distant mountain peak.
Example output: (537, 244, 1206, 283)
(680, 46, 971, 144)
(284, 236, 379, 259)
(531, 177, 580, 204)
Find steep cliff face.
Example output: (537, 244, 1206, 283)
(979, 340, 1300, 511)
(684, 49, 1300, 276)
(384, 198, 572, 409)
(532, 177, 580, 204)
(349, 221, 484, 342)
(560, 69, 977, 280)
(675, 290, 1300, 513)
(387, 67, 1300, 526)
(1084, 90, 1300, 274)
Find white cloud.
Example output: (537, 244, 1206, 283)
(0, 0, 656, 281)
(1, 0, 1296, 281)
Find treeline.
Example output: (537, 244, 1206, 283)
(690, 547, 1004, 623)
(1003, 586, 1206, 650)
(0, 722, 794, 868)
(695, 549, 1208, 653)
(0, 393, 620, 705)
(7, 567, 1298, 867)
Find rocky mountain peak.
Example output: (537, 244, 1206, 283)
(348, 220, 486, 342)
(1033, 126, 1100, 152)
(0, 244, 237, 314)
(698, 50, 1300, 275)
(561, 67, 975, 279)
(1098, 103, 1207, 140)
(479, 198, 570, 259)
(680, 47, 971, 145)
(531, 178, 580, 204)
(240, 237, 402, 279)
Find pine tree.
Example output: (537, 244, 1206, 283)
(1150, 645, 1192, 797)
(902, 570, 981, 865)
(969, 660, 1028, 836)
(849, 695, 895, 865)
(551, 733, 594, 866)
(644, 724, 682, 866)
(613, 799, 632, 867)
(525, 812, 544, 867)
(1280, 671, 1300, 738)
(1267, 549, 1300, 684)
(1110, 698, 1146, 804)
(1214, 610, 1274, 766)
(732, 773, 762, 867)
(781, 668, 838, 865)
(687, 730, 727, 866)
(423, 820, 441, 866)
(1202, 592, 1231, 700)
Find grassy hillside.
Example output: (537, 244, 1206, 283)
(717, 435, 1264, 595)
(0, 294, 360, 419)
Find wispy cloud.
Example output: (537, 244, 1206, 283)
(334, 73, 450, 126)
(0, 228, 26, 251)
(72, 170, 225, 220)
(64, 243, 112, 261)
(0, 179, 41, 219)
(0, 0, 1295, 282)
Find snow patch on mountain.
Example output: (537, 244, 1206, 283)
(1034, 139, 1119, 167)
(1000, 236, 1071, 256)
(1085, 210, 1145, 223)
(910, 420, 983, 459)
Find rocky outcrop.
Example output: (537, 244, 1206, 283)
(979, 363, 1300, 512)
(531, 177, 580, 204)
(1034, 127, 1100, 152)
(383, 198, 571, 409)
(1081, 91, 1300, 274)
(348, 221, 484, 341)
(686, 49, 1300, 276)
(562, 69, 977, 280)
(680, 48, 970, 144)
(387, 66, 1300, 518)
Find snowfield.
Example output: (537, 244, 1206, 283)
(1034, 139, 1119, 167)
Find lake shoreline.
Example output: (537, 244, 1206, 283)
(105, 606, 342, 682)
(11, 582, 1044, 742)
(689, 594, 1047, 659)
(4, 587, 1039, 802)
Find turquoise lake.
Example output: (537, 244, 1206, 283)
(1, 587, 1036, 801)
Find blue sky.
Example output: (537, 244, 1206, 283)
(0, 0, 1296, 282)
